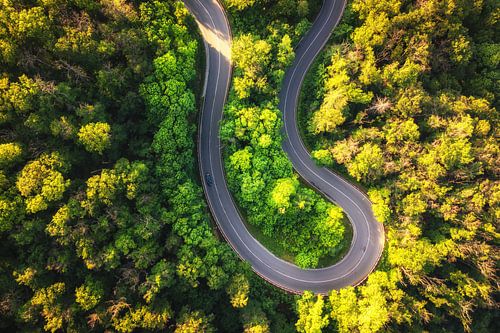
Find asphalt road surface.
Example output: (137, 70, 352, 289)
(184, 0, 385, 294)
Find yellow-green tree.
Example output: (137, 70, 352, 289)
(78, 122, 112, 154)
(296, 291, 329, 333)
(16, 152, 70, 213)
(0, 142, 22, 168)
(175, 310, 214, 333)
(227, 273, 250, 308)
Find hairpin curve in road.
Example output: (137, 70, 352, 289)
(184, 0, 385, 294)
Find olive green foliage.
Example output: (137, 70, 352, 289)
(16, 152, 70, 214)
(77, 122, 112, 154)
(224, 0, 311, 17)
(174, 310, 214, 333)
(225, 0, 257, 11)
(0, 1, 287, 332)
(0, 142, 22, 168)
(241, 301, 271, 333)
(295, 291, 329, 333)
(227, 273, 250, 308)
(222, 0, 346, 268)
(329, 271, 407, 333)
(75, 278, 104, 311)
(1, 0, 496, 332)
(298, 0, 499, 332)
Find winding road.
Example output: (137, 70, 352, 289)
(184, 0, 385, 294)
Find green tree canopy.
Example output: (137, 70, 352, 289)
(78, 122, 112, 154)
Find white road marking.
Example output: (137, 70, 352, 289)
(188, 0, 384, 290)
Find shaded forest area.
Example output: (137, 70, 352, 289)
(0, 0, 497, 332)
(0, 1, 297, 332)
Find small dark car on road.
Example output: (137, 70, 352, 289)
(204, 172, 214, 187)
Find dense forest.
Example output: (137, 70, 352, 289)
(0, 0, 497, 332)
(221, 0, 350, 268)
(0, 0, 295, 332)
(298, 0, 499, 332)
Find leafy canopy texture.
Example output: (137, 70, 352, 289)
(16, 152, 70, 214)
(221, 0, 348, 269)
(0, 0, 497, 332)
(298, 0, 499, 331)
(78, 122, 112, 154)
(0, 0, 283, 332)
